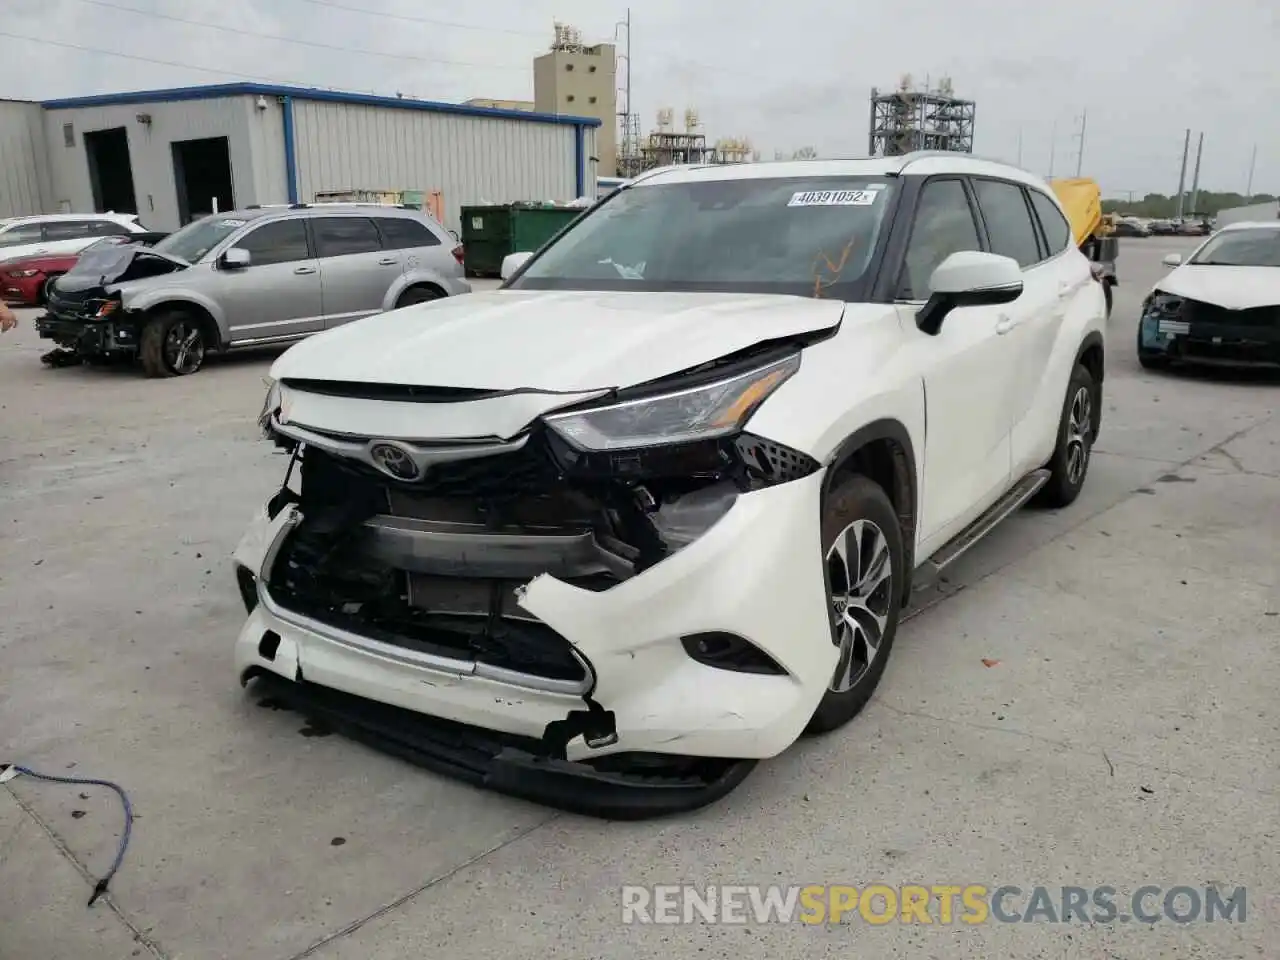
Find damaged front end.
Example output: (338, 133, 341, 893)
(37, 243, 188, 361)
(235, 346, 826, 817)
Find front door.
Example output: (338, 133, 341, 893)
(894, 176, 1015, 557)
(211, 217, 323, 343)
(310, 216, 402, 327)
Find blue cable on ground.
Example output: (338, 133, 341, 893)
(0, 763, 134, 906)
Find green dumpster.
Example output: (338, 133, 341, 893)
(460, 203, 583, 278)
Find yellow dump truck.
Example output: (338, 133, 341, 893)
(1050, 177, 1119, 315)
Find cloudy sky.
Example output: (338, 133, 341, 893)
(2, 0, 1276, 197)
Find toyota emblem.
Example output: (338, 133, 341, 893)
(369, 442, 421, 481)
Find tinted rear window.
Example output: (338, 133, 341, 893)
(377, 217, 440, 248)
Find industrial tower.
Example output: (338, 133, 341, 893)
(869, 75, 975, 157)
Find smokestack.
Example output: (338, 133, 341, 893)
(1174, 129, 1190, 220)
(1188, 132, 1204, 217)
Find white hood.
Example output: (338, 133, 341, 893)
(1157, 265, 1280, 310)
(270, 289, 845, 392)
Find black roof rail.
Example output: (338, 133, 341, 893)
(246, 204, 261, 209)
(289, 202, 310, 209)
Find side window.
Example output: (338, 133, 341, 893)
(376, 217, 441, 249)
(312, 217, 382, 257)
(43, 220, 99, 241)
(898, 178, 983, 300)
(0, 223, 43, 247)
(973, 179, 1042, 268)
(237, 219, 311, 266)
(89, 220, 134, 237)
(1028, 190, 1072, 257)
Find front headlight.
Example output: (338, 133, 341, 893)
(11, 269, 39, 278)
(258, 377, 281, 433)
(1144, 291, 1183, 317)
(543, 353, 800, 451)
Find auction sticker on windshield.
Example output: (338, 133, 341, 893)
(787, 189, 879, 207)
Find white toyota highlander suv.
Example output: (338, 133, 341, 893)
(233, 152, 1107, 818)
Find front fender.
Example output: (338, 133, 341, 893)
(121, 287, 228, 338)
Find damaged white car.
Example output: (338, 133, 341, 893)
(233, 153, 1107, 818)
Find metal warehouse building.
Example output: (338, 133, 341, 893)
(0, 83, 601, 235)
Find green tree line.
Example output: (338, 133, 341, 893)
(1103, 192, 1276, 218)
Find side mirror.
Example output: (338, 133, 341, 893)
(222, 247, 251, 269)
(916, 251, 1024, 336)
(500, 251, 532, 282)
(1162, 253, 1182, 267)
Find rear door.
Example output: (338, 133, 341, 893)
(311, 216, 401, 327)
(211, 217, 323, 343)
(970, 178, 1076, 476)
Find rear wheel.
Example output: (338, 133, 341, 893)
(395, 285, 442, 309)
(806, 474, 905, 734)
(1036, 363, 1097, 508)
(140, 309, 208, 377)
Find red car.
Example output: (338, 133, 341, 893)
(1, 233, 167, 306)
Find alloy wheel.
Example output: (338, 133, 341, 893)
(1065, 386, 1093, 486)
(825, 518, 894, 693)
(165, 322, 205, 375)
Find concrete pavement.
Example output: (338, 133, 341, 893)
(1, 238, 1275, 959)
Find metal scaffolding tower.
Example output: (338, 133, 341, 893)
(869, 75, 975, 157)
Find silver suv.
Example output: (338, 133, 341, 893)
(37, 204, 470, 377)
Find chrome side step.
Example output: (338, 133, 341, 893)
(914, 469, 1050, 590)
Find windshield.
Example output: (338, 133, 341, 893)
(510, 176, 896, 298)
(153, 215, 249, 263)
(1189, 228, 1280, 267)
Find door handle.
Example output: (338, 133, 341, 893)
(1058, 280, 1074, 296)
(293, 265, 316, 275)
(377, 258, 398, 266)
(996, 315, 1014, 335)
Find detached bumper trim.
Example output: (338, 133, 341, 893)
(360, 514, 635, 580)
(255, 504, 594, 697)
(249, 670, 756, 820)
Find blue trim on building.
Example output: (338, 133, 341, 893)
(574, 126, 585, 199)
(281, 97, 298, 203)
(39, 82, 603, 128)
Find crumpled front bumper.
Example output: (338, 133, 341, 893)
(232, 470, 837, 813)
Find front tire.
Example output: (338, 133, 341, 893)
(1036, 363, 1097, 508)
(140, 309, 208, 378)
(806, 474, 905, 734)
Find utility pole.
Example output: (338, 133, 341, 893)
(1174, 128, 1191, 221)
(1188, 132, 1204, 216)
(1073, 109, 1087, 177)
(1246, 143, 1257, 196)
